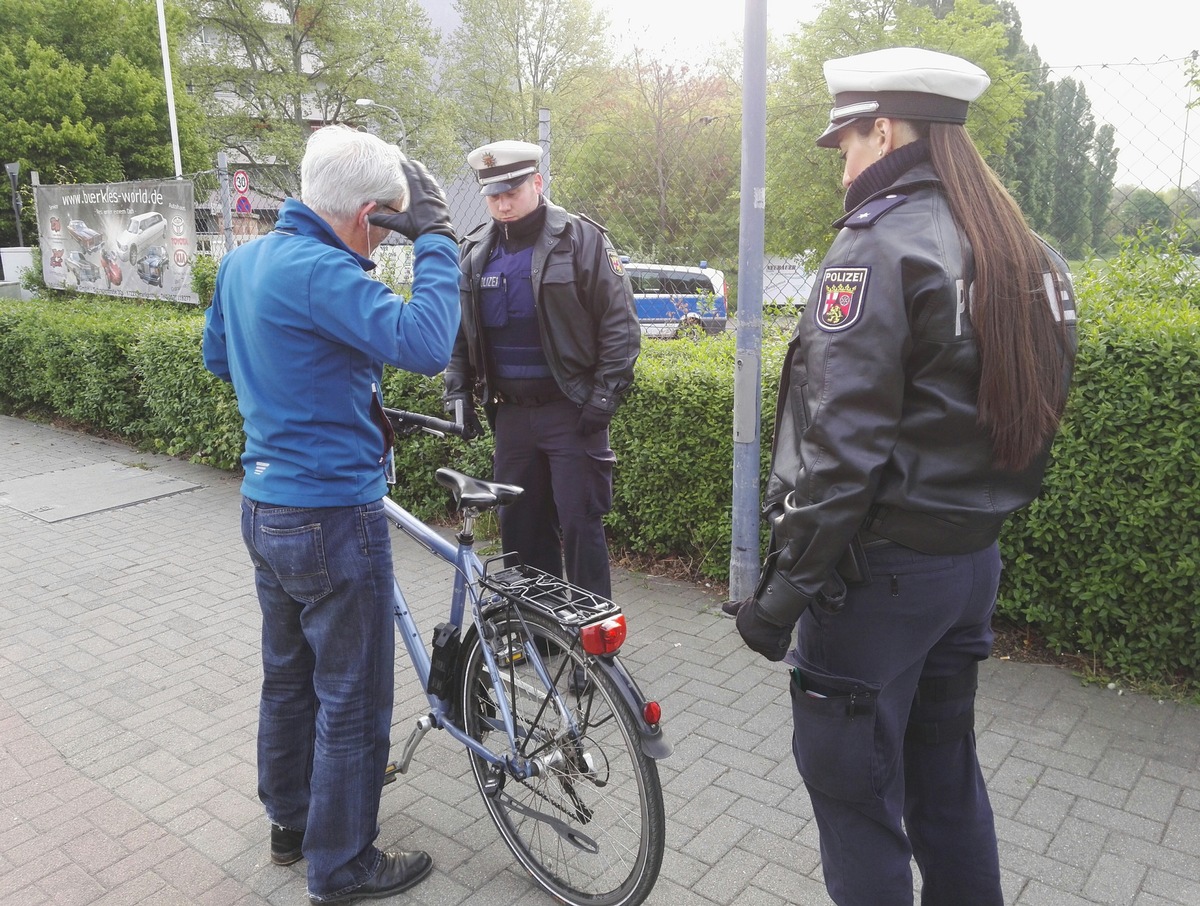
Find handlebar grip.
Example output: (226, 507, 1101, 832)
(383, 406, 466, 437)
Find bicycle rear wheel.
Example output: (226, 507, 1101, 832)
(459, 607, 664, 906)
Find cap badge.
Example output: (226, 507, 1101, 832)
(482, 152, 497, 167)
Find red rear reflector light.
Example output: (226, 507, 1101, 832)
(643, 701, 661, 726)
(580, 615, 627, 655)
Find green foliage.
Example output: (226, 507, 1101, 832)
(4, 240, 1200, 686)
(191, 252, 217, 308)
(182, 0, 453, 188)
(1076, 232, 1200, 308)
(0, 0, 210, 246)
(0, 296, 183, 434)
(998, 240, 1200, 684)
(605, 334, 786, 577)
(129, 315, 243, 469)
(552, 58, 741, 272)
(443, 0, 614, 147)
(766, 0, 1035, 267)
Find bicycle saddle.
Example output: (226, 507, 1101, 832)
(435, 468, 524, 511)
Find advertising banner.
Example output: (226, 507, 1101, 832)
(34, 179, 199, 304)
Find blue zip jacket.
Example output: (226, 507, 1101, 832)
(203, 199, 460, 507)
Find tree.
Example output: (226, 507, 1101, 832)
(552, 52, 740, 267)
(1089, 124, 1119, 251)
(1117, 188, 1175, 240)
(181, 0, 450, 196)
(1044, 78, 1096, 257)
(443, 0, 613, 147)
(764, 0, 1034, 267)
(0, 0, 209, 247)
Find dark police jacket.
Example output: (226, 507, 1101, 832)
(765, 160, 1078, 599)
(446, 201, 641, 416)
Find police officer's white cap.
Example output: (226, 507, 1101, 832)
(467, 140, 543, 196)
(815, 47, 990, 148)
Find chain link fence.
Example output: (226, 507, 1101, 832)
(200, 55, 1198, 331)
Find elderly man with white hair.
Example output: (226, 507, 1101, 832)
(204, 125, 460, 905)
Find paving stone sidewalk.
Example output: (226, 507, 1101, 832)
(2, 414, 1198, 906)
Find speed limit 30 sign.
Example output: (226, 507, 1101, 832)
(233, 169, 250, 195)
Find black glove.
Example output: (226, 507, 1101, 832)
(367, 159, 455, 241)
(577, 402, 613, 436)
(444, 393, 485, 440)
(731, 547, 818, 661)
(733, 597, 795, 662)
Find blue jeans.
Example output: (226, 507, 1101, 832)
(241, 497, 396, 899)
(788, 542, 1003, 906)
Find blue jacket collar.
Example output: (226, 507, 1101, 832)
(275, 198, 376, 270)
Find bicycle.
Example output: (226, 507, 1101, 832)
(378, 407, 671, 906)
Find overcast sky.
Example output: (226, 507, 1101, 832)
(603, 0, 1192, 66)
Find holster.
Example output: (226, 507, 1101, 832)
(834, 535, 873, 585)
(754, 550, 809, 625)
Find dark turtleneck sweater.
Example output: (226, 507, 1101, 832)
(844, 139, 931, 214)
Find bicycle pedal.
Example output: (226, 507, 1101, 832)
(382, 762, 399, 785)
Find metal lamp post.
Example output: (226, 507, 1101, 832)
(5, 162, 23, 246)
(355, 98, 408, 152)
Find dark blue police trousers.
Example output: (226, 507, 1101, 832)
(788, 541, 1003, 906)
(492, 398, 617, 599)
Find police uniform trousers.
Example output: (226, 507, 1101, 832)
(788, 541, 1003, 906)
(492, 397, 617, 600)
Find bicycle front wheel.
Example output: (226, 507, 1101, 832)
(459, 607, 665, 906)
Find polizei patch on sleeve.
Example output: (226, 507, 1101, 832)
(815, 267, 870, 331)
(607, 251, 626, 276)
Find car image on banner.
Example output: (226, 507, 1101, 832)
(67, 219, 104, 253)
(116, 211, 168, 262)
(136, 246, 169, 288)
(64, 250, 101, 285)
(34, 179, 199, 304)
(101, 250, 123, 288)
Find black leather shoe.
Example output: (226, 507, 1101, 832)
(309, 851, 433, 904)
(270, 824, 304, 866)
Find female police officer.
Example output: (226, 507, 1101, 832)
(732, 48, 1077, 905)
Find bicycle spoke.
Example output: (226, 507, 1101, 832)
(460, 608, 664, 906)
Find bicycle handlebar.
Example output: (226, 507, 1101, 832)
(383, 406, 467, 438)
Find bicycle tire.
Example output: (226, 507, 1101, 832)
(459, 607, 665, 906)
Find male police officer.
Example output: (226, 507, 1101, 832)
(445, 140, 640, 600)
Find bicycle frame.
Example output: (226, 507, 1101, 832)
(381, 495, 579, 781)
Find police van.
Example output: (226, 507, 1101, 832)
(621, 259, 727, 338)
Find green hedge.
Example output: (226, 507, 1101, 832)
(130, 317, 244, 470)
(377, 335, 787, 560)
(998, 241, 1200, 683)
(0, 297, 184, 435)
(1, 238, 1197, 686)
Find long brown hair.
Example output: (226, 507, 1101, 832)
(926, 122, 1074, 471)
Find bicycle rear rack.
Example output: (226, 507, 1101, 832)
(479, 564, 621, 628)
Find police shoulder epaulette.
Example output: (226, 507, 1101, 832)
(576, 212, 608, 233)
(845, 193, 909, 229)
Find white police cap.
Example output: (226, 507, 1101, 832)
(816, 47, 990, 148)
(467, 140, 543, 196)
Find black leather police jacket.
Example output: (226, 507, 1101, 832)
(445, 201, 641, 415)
(765, 160, 1078, 597)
